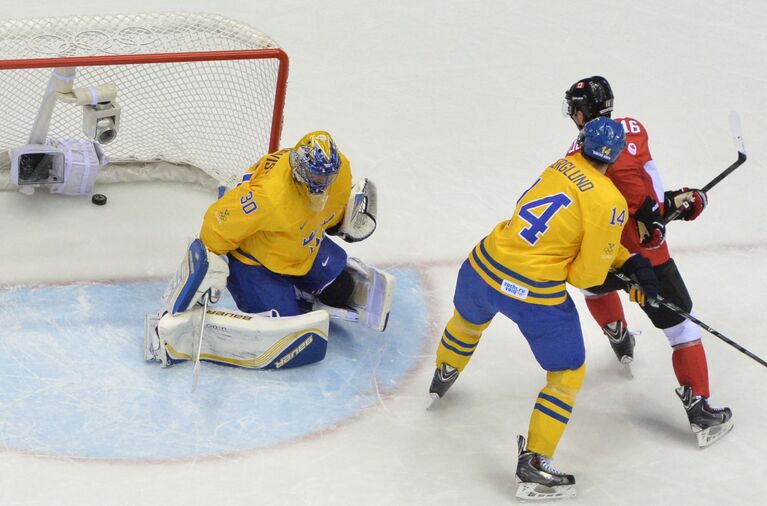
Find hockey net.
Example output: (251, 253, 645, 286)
(0, 12, 288, 190)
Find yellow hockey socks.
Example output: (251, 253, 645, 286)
(435, 309, 490, 372)
(526, 365, 585, 457)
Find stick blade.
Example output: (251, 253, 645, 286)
(191, 361, 201, 392)
(729, 111, 746, 157)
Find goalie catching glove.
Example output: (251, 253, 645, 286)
(664, 187, 707, 221)
(617, 253, 659, 308)
(328, 178, 377, 242)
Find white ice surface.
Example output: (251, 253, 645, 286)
(1, 1, 766, 505)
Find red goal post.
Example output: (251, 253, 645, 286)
(0, 12, 289, 189)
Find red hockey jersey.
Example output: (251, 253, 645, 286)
(568, 116, 670, 266)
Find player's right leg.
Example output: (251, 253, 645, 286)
(430, 260, 493, 400)
(643, 258, 733, 447)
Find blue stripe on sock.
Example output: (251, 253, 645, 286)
(537, 392, 573, 413)
(534, 403, 570, 424)
(443, 329, 477, 350)
(440, 338, 474, 357)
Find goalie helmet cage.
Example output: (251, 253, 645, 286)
(0, 12, 288, 189)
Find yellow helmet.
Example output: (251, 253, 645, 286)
(289, 131, 341, 195)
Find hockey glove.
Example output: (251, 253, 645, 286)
(664, 187, 707, 221)
(618, 254, 659, 308)
(633, 196, 666, 249)
(327, 178, 377, 243)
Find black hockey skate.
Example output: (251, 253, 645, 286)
(676, 386, 734, 447)
(515, 435, 576, 501)
(603, 321, 636, 364)
(429, 363, 459, 400)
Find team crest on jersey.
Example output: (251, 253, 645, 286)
(302, 229, 323, 253)
(216, 208, 230, 224)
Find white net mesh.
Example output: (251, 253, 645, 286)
(0, 12, 287, 187)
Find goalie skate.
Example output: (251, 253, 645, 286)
(515, 435, 576, 501)
(144, 312, 172, 367)
(676, 386, 734, 448)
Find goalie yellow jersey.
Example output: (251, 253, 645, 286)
(200, 148, 352, 276)
(469, 151, 632, 306)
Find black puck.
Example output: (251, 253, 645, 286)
(91, 193, 107, 206)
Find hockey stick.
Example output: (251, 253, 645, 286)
(664, 111, 747, 223)
(610, 271, 767, 368)
(191, 291, 210, 392)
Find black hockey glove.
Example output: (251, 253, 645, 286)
(618, 254, 659, 308)
(633, 196, 666, 249)
(664, 187, 708, 221)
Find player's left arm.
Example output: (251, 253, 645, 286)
(327, 158, 378, 243)
(567, 198, 630, 289)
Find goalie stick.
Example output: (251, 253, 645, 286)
(664, 111, 747, 223)
(191, 291, 210, 392)
(610, 270, 767, 368)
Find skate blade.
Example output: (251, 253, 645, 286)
(693, 417, 734, 448)
(619, 361, 634, 379)
(515, 482, 576, 501)
(426, 392, 440, 410)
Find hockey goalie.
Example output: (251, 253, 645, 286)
(145, 131, 395, 370)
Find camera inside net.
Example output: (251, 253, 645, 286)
(10, 145, 65, 185)
(83, 101, 121, 144)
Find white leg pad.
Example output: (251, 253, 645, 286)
(146, 308, 330, 369)
(346, 258, 396, 332)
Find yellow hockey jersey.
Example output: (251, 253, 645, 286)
(469, 151, 632, 306)
(200, 148, 353, 276)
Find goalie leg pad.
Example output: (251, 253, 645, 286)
(155, 307, 330, 369)
(162, 239, 229, 315)
(345, 257, 396, 332)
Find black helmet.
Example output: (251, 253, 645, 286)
(564, 76, 614, 122)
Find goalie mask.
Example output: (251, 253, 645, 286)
(290, 131, 341, 211)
